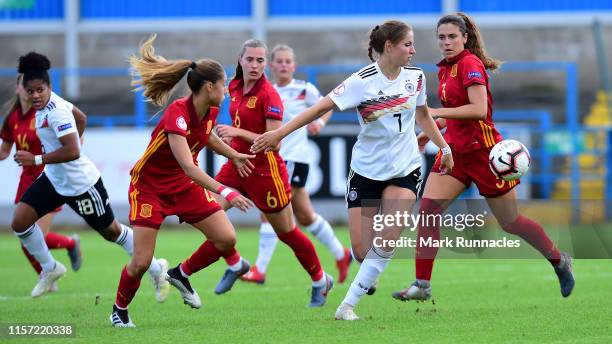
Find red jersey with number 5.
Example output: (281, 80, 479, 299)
(228, 75, 284, 174)
(1, 105, 45, 203)
(437, 49, 502, 153)
(130, 96, 218, 194)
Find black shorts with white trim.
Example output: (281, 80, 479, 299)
(285, 161, 309, 188)
(345, 167, 421, 208)
(20, 173, 115, 231)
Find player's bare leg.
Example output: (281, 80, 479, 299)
(102, 220, 169, 302)
(266, 206, 333, 307)
(337, 186, 414, 320)
(167, 210, 241, 305)
(487, 189, 574, 297)
(12, 202, 66, 298)
(392, 173, 464, 302)
(111, 226, 159, 327)
(292, 187, 351, 283)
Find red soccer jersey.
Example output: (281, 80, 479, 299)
(1, 105, 45, 202)
(130, 96, 218, 195)
(437, 49, 502, 153)
(228, 75, 284, 173)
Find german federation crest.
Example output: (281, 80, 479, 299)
(405, 82, 416, 95)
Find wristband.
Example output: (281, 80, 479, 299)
(441, 146, 452, 156)
(34, 155, 43, 166)
(316, 118, 326, 127)
(217, 185, 239, 202)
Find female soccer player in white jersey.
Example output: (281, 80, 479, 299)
(240, 44, 352, 285)
(10, 52, 170, 300)
(252, 21, 454, 320)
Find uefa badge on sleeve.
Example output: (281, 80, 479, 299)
(176, 116, 188, 131)
(333, 83, 346, 96)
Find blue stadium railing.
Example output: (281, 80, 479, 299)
(0, 62, 608, 221)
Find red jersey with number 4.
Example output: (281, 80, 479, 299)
(228, 75, 284, 174)
(130, 96, 218, 195)
(1, 105, 45, 203)
(437, 49, 502, 153)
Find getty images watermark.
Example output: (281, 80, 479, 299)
(371, 210, 522, 249)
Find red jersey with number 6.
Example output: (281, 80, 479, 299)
(1, 105, 45, 203)
(129, 96, 218, 195)
(437, 49, 502, 153)
(228, 75, 284, 174)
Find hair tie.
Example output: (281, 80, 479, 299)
(190, 61, 197, 70)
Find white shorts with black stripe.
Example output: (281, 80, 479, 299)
(20, 173, 115, 231)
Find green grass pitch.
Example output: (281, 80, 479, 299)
(1, 227, 611, 343)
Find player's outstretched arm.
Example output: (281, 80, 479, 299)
(207, 132, 255, 177)
(251, 96, 335, 153)
(168, 133, 253, 212)
(307, 108, 333, 136)
(415, 105, 454, 174)
(14, 132, 80, 166)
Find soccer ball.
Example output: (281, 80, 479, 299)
(488, 139, 531, 181)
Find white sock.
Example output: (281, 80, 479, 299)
(115, 223, 161, 277)
(115, 224, 134, 255)
(342, 246, 394, 307)
(228, 257, 244, 272)
(312, 274, 327, 287)
(305, 214, 345, 260)
(255, 222, 278, 273)
(15, 223, 56, 272)
(179, 265, 190, 278)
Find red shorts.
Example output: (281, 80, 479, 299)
(215, 152, 291, 213)
(128, 183, 222, 230)
(431, 148, 520, 198)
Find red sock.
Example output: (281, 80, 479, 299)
(115, 266, 142, 309)
(221, 247, 241, 266)
(181, 240, 222, 276)
(415, 198, 443, 281)
(278, 227, 323, 281)
(45, 232, 75, 250)
(502, 215, 561, 266)
(21, 245, 42, 274)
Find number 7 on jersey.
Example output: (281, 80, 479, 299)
(393, 113, 402, 132)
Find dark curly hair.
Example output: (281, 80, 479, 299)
(18, 52, 51, 85)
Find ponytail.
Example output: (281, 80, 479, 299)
(234, 62, 243, 82)
(129, 34, 192, 107)
(3, 74, 24, 116)
(130, 34, 225, 107)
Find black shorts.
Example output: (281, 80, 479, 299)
(285, 161, 309, 188)
(345, 168, 422, 208)
(20, 173, 115, 231)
